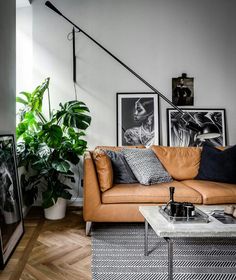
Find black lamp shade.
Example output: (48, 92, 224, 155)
(196, 123, 221, 140)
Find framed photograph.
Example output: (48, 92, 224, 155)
(172, 75, 194, 106)
(167, 108, 227, 147)
(0, 134, 24, 269)
(117, 92, 160, 147)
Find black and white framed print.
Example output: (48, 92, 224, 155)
(117, 92, 160, 147)
(167, 108, 227, 147)
(172, 75, 194, 106)
(0, 134, 24, 269)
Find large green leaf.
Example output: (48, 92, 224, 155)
(42, 189, 56, 208)
(31, 158, 47, 171)
(20, 174, 39, 206)
(16, 92, 31, 106)
(36, 143, 51, 158)
(16, 97, 28, 105)
(19, 91, 31, 101)
(59, 190, 72, 200)
(52, 159, 70, 173)
(61, 150, 80, 165)
(42, 181, 72, 209)
(31, 78, 50, 112)
(16, 79, 49, 115)
(39, 124, 63, 148)
(55, 100, 91, 130)
(16, 122, 28, 138)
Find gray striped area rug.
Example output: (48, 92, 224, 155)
(91, 223, 236, 280)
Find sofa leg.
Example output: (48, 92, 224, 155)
(86, 221, 93, 236)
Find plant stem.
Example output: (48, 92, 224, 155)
(37, 111, 47, 124)
(47, 88, 52, 119)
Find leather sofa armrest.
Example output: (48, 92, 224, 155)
(83, 151, 102, 221)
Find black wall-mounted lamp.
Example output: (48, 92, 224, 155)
(45, 1, 221, 142)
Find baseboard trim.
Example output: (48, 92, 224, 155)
(68, 197, 83, 207)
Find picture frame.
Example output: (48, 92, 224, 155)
(0, 134, 24, 269)
(172, 74, 194, 106)
(167, 108, 227, 147)
(117, 92, 160, 147)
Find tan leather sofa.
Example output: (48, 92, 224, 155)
(83, 145, 236, 234)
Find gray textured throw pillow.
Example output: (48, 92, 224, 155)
(123, 149, 173, 185)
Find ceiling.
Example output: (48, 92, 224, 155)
(16, 0, 31, 8)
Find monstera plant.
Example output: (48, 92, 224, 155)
(16, 78, 91, 215)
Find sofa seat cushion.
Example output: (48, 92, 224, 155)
(182, 180, 236, 204)
(102, 181, 202, 204)
(151, 145, 201, 180)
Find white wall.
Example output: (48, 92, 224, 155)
(16, 0, 31, 9)
(24, 0, 236, 148)
(16, 6, 33, 96)
(0, 0, 16, 134)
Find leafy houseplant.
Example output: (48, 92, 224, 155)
(16, 78, 91, 211)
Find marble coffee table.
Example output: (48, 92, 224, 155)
(139, 205, 236, 280)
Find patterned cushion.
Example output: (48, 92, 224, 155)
(123, 149, 173, 185)
(105, 150, 137, 184)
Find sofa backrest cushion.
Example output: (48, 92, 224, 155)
(92, 148, 113, 192)
(151, 145, 201, 180)
(123, 149, 173, 185)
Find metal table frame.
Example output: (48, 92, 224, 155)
(141, 205, 236, 280)
(145, 219, 174, 280)
(144, 219, 236, 280)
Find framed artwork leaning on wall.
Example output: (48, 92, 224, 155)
(167, 108, 227, 147)
(0, 134, 24, 269)
(117, 92, 160, 147)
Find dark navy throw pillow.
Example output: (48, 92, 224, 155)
(195, 144, 236, 184)
(105, 150, 138, 184)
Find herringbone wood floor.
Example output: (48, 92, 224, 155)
(0, 207, 92, 280)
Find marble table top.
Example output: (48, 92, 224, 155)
(139, 205, 236, 238)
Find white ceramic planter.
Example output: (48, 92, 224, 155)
(44, 198, 67, 220)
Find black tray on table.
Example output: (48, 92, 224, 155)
(159, 205, 210, 224)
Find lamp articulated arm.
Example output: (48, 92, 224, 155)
(45, 1, 221, 140)
(45, 1, 183, 114)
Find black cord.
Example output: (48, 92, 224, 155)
(67, 30, 80, 41)
(74, 82, 78, 101)
(67, 31, 79, 100)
